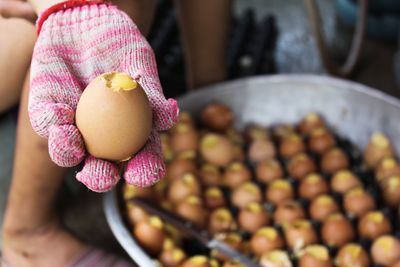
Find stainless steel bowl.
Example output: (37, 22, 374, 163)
(104, 74, 400, 266)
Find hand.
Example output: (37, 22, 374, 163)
(29, 3, 178, 192)
(0, 0, 36, 22)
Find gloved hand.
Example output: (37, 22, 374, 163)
(29, 1, 178, 192)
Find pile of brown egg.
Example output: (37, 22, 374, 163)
(123, 103, 400, 267)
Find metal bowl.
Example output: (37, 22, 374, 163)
(104, 74, 400, 266)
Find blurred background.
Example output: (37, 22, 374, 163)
(0, 0, 399, 254)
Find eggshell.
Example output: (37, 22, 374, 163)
(126, 203, 149, 224)
(266, 179, 294, 205)
(256, 159, 284, 183)
(331, 170, 361, 194)
(76, 72, 152, 161)
(274, 200, 306, 225)
(200, 103, 233, 131)
(248, 139, 276, 162)
(204, 187, 226, 210)
(176, 195, 208, 227)
(199, 164, 222, 186)
(381, 175, 400, 208)
(250, 227, 285, 256)
(181, 256, 215, 267)
(364, 133, 394, 168)
(259, 250, 292, 267)
(231, 182, 262, 208)
(298, 245, 332, 267)
(321, 148, 349, 174)
(159, 247, 187, 267)
(168, 173, 201, 203)
(244, 125, 269, 142)
(166, 158, 197, 181)
(375, 157, 400, 183)
(211, 233, 243, 261)
(309, 194, 339, 221)
(298, 113, 325, 135)
(200, 133, 234, 167)
(343, 187, 375, 217)
(238, 202, 270, 233)
(279, 134, 305, 159)
(287, 153, 317, 180)
(308, 127, 336, 154)
(371, 235, 400, 266)
(335, 243, 370, 267)
(358, 211, 392, 240)
(134, 216, 166, 256)
(208, 208, 237, 234)
(321, 213, 355, 248)
(170, 123, 199, 153)
(298, 173, 329, 200)
(223, 162, 251, 188)
(284, 219, 318, 250)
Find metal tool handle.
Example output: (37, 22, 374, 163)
(304, 0, 368, 77)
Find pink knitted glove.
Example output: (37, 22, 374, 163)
(29, 3, 178, 192)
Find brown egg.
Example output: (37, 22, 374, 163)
(222, 260, 245, 267)
(273, 124, 296, 140)
(371, 235, 400, 266)
(161, 133, 174, 162)
(284, 219, 318, 250)
(208, 208, 237, 234)
(358, 211, 392, 240)
(170, 123, 199, 154)
(259, 250, 293, 267)
(308, 127, 336, 154)
(287, 153, 317, 180)
(298, 245, 332, 267)
(331, 170, 362, 194)
(238, 202, 270, 233)
(364, 133, 394, 168)
(298, 173, 329, 200)
(274, 200, 306, 225)
(231, 182, 262, 208)
(248, 139, 276, 162)
(177, 111, 194, 125)
(199, 164, 222, 186)
(250, 227, 285, 256)
(168, 173, 201, 203)
(223, 162, 251, 188)
(204, 187, 226, 210)
(232, 145, 245, 162)
(226, 128, 244, 146)
(200, 133, 234, 167)
(159, 246, 187, 267)
(123, 183, 156, 200)
(181, 256, 216, 267)
(279, 134, 306, 159)
(211, 233, 243, 261)
(134, 216, 166, 256)
(392, 261, 400, 267)
(256, 159, 284, 184)
(343, 187, 375, 217)
(321, 148, 349, 174)
(308, 128, 336, 154)
(200, 103, 234, 132)
(335, 243, 370, 267)
(266, 179, 294, 205)
(176, 196, 208, 227)
(244, 125, 269, 142)
(298, 113, 325, 136)
(126, 203, 149, 224)
(381, 175, 400, 208)
(76, 72, 152, 161)
(309, 194, 340, 221)
(167, 158, 197, 181)
(321, 213, 355, 248)
(376, 157, 400, 183)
